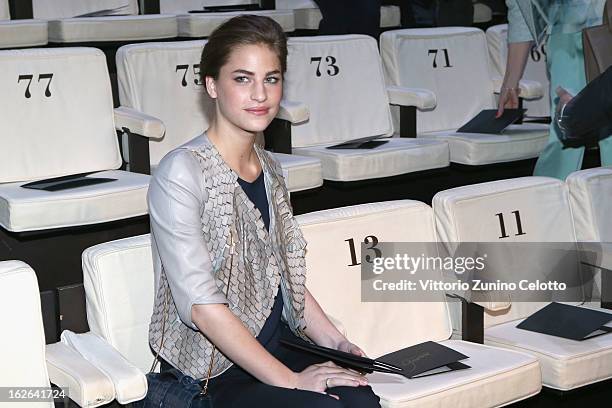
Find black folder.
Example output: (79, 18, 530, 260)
(281, 338, 469, 379)
(21, 172, 117, 192)
(517, 302, 612, 341)
(190, 4, 261, 13)
(377, 341, 470, 378)
(326, 135, 389, 150)
(457, 109, 526, 134)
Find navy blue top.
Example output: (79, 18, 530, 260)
(237, 172, 283, 350)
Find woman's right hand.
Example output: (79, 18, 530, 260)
(291, 361, 368, 395)
(496, 85, 521, 118)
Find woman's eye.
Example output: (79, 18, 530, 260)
(234, 76, 249, 83)
(265, 76, 280, 84)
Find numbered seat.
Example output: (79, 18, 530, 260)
(116, 40, 323, 193)
(0, 0, 48, 49)
(296, 201, 541, 407)
(486, 24, 550, 119)
(0, 260, 116, 408)
(381, 27, 549, 166)
(567, 167, 612, 298)
(283, 35, 449, 182)
(275, 0, 400, 31)
(0, 47, 159, 291)
(433, 176, 612, 391)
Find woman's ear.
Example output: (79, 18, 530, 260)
(205, 76, 217, 99)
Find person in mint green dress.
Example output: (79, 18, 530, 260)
(498, 0, 612, 180)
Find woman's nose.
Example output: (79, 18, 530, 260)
(251, 81, 267, 102)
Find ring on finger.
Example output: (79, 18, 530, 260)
(325, 378, 331, 389)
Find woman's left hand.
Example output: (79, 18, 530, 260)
(336, 339, 367, 357)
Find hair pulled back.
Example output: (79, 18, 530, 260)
(200, 15, 288, 84)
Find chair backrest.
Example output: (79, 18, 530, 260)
(0, 261, 54, 408)
(160, 0, 257, 13)
(296, 201, 452, 359)
(381, 27, 495, 133)
(486, 24, 550, 118)
(285, 35, 394, 148)
(117, 40, 210, 166)
(32, 0, 139, 19)
(0, 47, 121, 183)
(1, 0, 9, 20)
(433, 177, 582, 326)
(82, 234, 155, 373)
(567, 167, 612, 242)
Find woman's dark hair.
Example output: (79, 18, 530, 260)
(200, 15, 288, 83)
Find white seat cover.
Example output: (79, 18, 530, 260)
(0, 48, 121, 183)
(116, 40, 322, 192)
(82, 234, 156, 374)
(293, 138, 449, 182)
(276, 0, 400, 30)
(32, 0, 139, 19)
(0, 20, 48, 49)
(48, 15, 178, 43)
(160, 0, 258, 13)
(1, 0, 9, 20)
(0, 260, 54, 408)
(0, 170, 149, 232)
(177, 10, 295, 37)
(433, 176, 612, 390)
(296, 201, 540, 406)
(486, 307, 612, 390)
(285, 35, 449, 180)
(380, 27, 548, 165)
(486, 24, 550, 118)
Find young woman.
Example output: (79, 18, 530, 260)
(147, 15, 380, 408)
(498, 0, 612, 180)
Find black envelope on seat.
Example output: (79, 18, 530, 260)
(517, 302, 612, 341)
(377, 341, 470, 379)
(326, 135, 389, 149)
(457, 109, 526, 134)
(21, 172, 116, 192)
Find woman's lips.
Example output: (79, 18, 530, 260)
(245, 107, 270, 116)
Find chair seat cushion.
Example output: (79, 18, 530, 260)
(48, 15, 177, 43)
(293, 5, 399, 30)
(485, 309, 612, 390)
(0, 20, 48, 49)
(419, 123, 549, 165)
(177, 10, 294, 37)
(293, 138, 449, 182)
(369, 339, 541, 408)
(271, 153, 322, 193)
(0, 170, 150, 232)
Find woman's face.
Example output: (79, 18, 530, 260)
(206, 43, 283, 135)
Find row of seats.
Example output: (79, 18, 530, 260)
(3, 169, 610, 407)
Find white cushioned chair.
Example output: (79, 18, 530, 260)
(0, 0, 48, 49)
(284, 35, 450, 182)
(275, 0, 400, 31)
(296, 200, 541, 407)
(433, 176, 612, 390)
(115, 39, 323, 193)
(567, 167, 612, 301)
(381, 27, 549, 166)
(0, 47, 155, 290)
(486, 24, 550, 119)
(20, 0, 178, 44)
(0, 260, 115, 408)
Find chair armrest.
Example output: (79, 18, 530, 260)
(46, 342, 115, 408)
(387, 85, 436, 110)
(491, 78, 544, 100)
(114, 106, 165, 140)
(277, 99, 309, 124)
(61, 330, 147, 405)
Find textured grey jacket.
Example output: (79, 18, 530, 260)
(147, 134, 308, 379)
